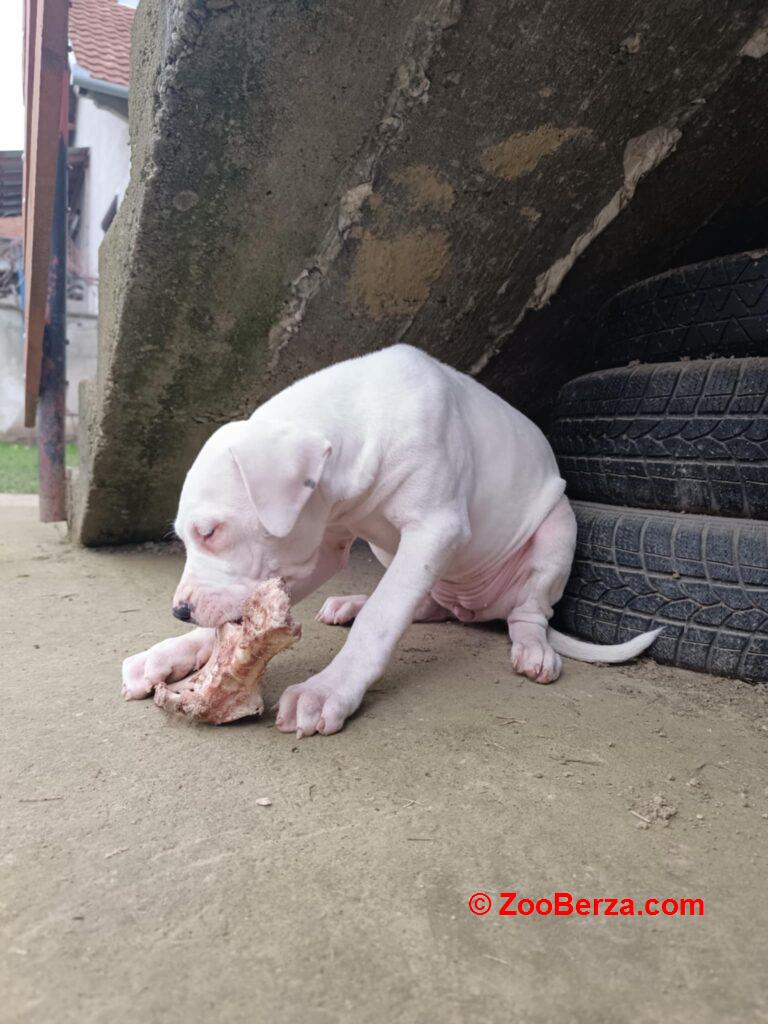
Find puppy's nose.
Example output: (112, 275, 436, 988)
(173, 602, 193, 622)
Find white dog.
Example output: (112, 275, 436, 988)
(122, 344, 659, 736)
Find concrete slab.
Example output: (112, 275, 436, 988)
(2, 500, 767, 1023)
(70, 0, 768, 544)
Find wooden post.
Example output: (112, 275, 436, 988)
(22, 0, 70, 520)
(22, 0, 69, 428)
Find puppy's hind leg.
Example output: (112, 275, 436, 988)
(507, 497, 576, 685)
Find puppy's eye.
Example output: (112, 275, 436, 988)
(200, 525, 217, 540)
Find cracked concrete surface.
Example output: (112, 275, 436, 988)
(3, 496, 768, 1023)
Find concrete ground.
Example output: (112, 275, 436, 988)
(2, 496, 768, 1024)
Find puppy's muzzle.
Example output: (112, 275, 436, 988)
(173, 602, 193, 622)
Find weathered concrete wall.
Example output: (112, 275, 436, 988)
(71, 0, 768, 543)
(481, 35, 768, 427)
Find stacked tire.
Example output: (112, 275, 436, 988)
(550, 250, 768, 682)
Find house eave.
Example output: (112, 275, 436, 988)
(70, 59, 129, 101)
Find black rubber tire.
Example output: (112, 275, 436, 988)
(554, 502, 768, 683)
(550, 358, 768, 519)
(596, 249, 768, 367)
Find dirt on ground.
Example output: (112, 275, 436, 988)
(2, 496, 767, 1024)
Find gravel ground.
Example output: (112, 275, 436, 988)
(2, 496, 767, 1024)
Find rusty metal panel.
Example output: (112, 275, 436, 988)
(37, 138, 67, 522)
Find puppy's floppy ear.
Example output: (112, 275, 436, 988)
(228, 418, 331, 538)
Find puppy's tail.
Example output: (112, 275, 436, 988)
(547, 626, 662, 664)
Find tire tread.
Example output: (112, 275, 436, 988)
(596, 250, 768, 367)
(550, 358, 768, 518)
(555, 502, 768, 682)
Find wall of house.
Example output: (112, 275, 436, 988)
(0, 92, 129, 443)
(69, 91, 130, 315)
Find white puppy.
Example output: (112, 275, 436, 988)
(122, 344, 659, 735)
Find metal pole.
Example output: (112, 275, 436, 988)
(37, 135, 67, 522)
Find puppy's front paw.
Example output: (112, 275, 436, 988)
(275, 675, 362, 737)
(121, 644, 177, 701)
(315, 595, 368, 626)
(511, 639, 561, 685)
(122, 651, 153, 700)
(121, 630, 215, 702)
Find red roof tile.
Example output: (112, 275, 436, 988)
(69, 0, 135, 90)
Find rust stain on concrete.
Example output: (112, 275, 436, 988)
(480, 124, 587, 180)
(393, 164, 455, 211)
(350, 230, 450, 318)
(366, 191, 397, 231)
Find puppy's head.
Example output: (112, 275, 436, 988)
(172, 418, 332, 626)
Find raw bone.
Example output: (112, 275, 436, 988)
(154, 578, 300, 724)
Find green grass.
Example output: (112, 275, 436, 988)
(0, 441, 79, 494)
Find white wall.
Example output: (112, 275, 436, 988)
(0, 88, 130, 440)
(69, 91, 130, 316)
